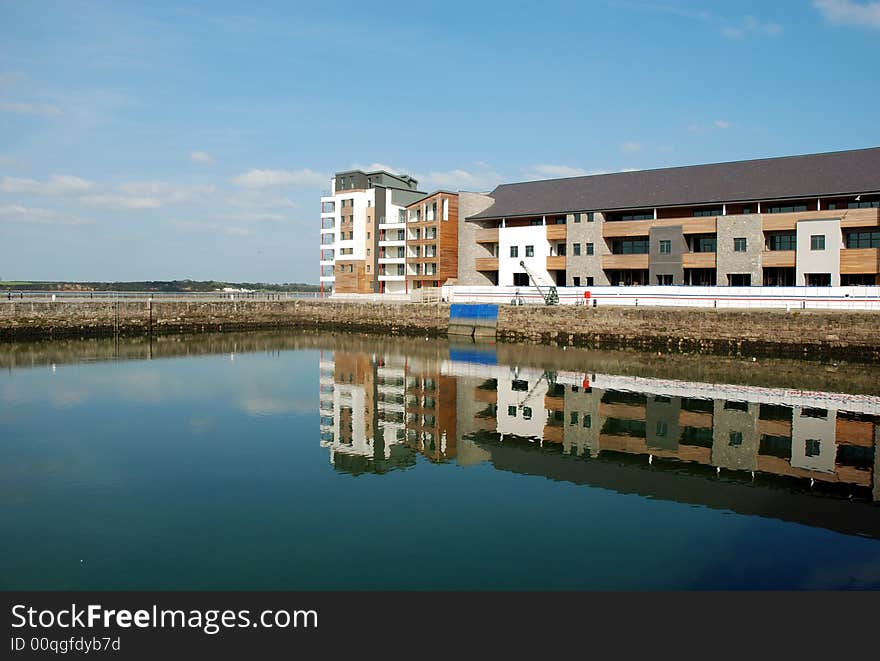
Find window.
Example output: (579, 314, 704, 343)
(848, 200, 880, 209)
(657, 274, 673, 285)
(574, 213, 582, 223)
(570, 412, 579, 425)
(522, 407, 532, 420)
(692, 236, 716, 252)
(766, 204, 808, 214)
(810, 234, 825, 250)
(583, 414, 591, 428)
(573, 243, 581, 256)
(513, 272, 529, 286)
(733, 237, 747, 252)
(694, 208, 723, 217)
(525, 245, 534, 257)
(729, 431, 743, 447)
(767, 233, 796, 251)
(573, 276, 581, 286)
(529, 219, 542, 226)
(586, 242, 594, 255)
(587, 212, 595, 222)
(366, 265, 370, 273)
(621, 211, 653, 221)
(805, 439, 821, 457)
(510, 246, 519, 258)
(845, 230, 880, 248)
(827, 202, 837, 210)
(397, 264, 405, 275)
(742, 206, 752, 214)
(508, 406, 516, 417)
(556, 243, 566, 256)
(586, 277, 594, 286)
(655, 421, 668, 437)
(611, 238, 649, 254)
(659, 239, 671, 254)
(805, 273, 831, 286)
(366, 249, 370, 256)
(442, 198, 449, 221)
(728, 274, 751, 286)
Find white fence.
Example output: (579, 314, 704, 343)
(443, 285, 880, 311)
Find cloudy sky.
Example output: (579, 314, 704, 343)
(1, 0, 878, 283)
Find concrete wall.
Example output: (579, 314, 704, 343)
(646, 395, 681, 451)
(457, 192, 496, 285)
(711, 401, 760, 471)
(716, 214, 763, 286)
(498, 224, 552, 286)
(566, 212, 610, 286)
(796, 218, 842, 286)
(649, 225, 685, 285)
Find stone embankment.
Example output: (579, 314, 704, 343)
(1, 299, 878, 361)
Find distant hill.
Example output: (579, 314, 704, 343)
(0, 280, 320, 292)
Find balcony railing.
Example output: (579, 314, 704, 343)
(602, 254, 649, 269)
(475, 228, 499, 243)
(840, 247, 880, 274)
(761, 250, 795, 268)
(475, 258, 499, 271)
(681, 252, 717, 269)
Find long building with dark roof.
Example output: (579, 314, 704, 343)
(457, 147, 880, 288)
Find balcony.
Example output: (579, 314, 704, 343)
(321, 218, 335, 230)
(761, 250, 796, 268)
(603, 217, 717, 238)
(602, 254, 649, 270)
(546, 255, 566, 270)
(475, 228, 499, 243)
(475, 258, 499, 271)
(681, 252, 716, 269)
(546, 225, 567, 241)
(840, 247, 880, 274)
(763, 207, 879, 231)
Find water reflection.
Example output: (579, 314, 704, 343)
(320, 344, 879, 537)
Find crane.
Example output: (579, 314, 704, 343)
(519, 260, 559, 305)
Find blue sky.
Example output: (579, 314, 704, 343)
(1, 0, 878, 284)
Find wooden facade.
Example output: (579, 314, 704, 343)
(405, 192, 459, 289)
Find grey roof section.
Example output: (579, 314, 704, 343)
(467, 147, 880, 220)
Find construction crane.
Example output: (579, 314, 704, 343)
(519, 260, 559, 305)
(514, 370, 558, 411)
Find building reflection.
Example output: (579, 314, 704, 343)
(319, 346, 880, 534)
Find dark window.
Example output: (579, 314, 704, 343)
(767, 232, 797, 251)
(554, 216, 566, 225)
(729, 431, 743, 446)
(529, 219, 542, 226)
(583, 414, 592, 428)
(525, 245, 534, 257)
(742, 206, 752, 214)
(573, 243, 581, 256)
(659, 239, 671, 254)
(657, 274, 673, 285)
(587, 212, 595, 222)
(513, 272, 529, 286)
(510, 246, 518, 258)
(655, 421, 668, 437)
(733, 237, 747, 252)
(805, 439, 821, 457)
(729, 274, 751, 286)
(586, 242, 594, 255)
(724, 400, 749, 412)
(557, 244, 566, 256)
(765, 204, 808, 214)
(801, 407, 827, 419)
(694, 208, 723, 217)
(680, 427, 714, 447)
(805, 273, 831, 286)
(522, 407, 532, 420)
(760, 435, 792, 459)
(570, 412, 579, 425)
(601, 418, 646, 438)
(845, 230, 880, 248)
(574, 213, 581, 223)
(692, 236, 717, 252)
(611, 238, 649, 254)
(848, 200, 880, 209)
(507, 406, 516, 417)
(621, 211, 654, 221)
(585, 277, 594, 286)
(810, 234, 825, 250)
(511, 380, 529, 391)
(573, 276, 581, 286)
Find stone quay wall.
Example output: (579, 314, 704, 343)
(1, 299, 878, 361)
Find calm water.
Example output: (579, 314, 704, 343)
(1, 332, 879, 590)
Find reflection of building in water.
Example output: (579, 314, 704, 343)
(321, 349, 879, 507)
(318, 351, 415, 474)
(442, 361, 879, 499)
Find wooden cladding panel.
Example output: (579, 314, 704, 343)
(475, 228, 499, 243)
(475, 258, 499, 271)
(546, 225, 567, 241)
(761, 251, 796, 268)
(602, 217, 716, 238)
(602, 254, 650, 270)
(840, 248, 880, 274)
(546, 256, 567, 270)
(681, 252, 717, 269)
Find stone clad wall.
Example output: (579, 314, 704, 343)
(1, 299, 879, 360)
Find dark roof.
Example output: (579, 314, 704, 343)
(467, 147, 880, 220)
(404, 190, 458, 208)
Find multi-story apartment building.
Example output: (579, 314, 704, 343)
(404, 191, 459, 290)
(458, 147, 880, 288)
(320, 169, 424, 294)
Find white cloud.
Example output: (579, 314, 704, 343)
(0, 101, 62, 117)
(79, 194, 164, 209)
(419, 168, 504, 192)
(231, 168, 327, 189)
(79, 182, 216, 209)
(190, 150, 215, 165)
(0, 174, 95, 196)
(351, 162, 403, 174)
(814, 0, 880, 29)
(228, 190, 297, 209)
(0, 155, 19, 168)
(174, 219, 252, 236)
(526, 164, 592, 178)
(0, 204, 92, 225)
(714, 119, 732, 129)
(620, 141, 642, 154)
(722, 15, 782, 38)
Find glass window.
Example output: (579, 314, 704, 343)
(767, 233, 796, 251)
(845, 230, 880, 248)
(621, 211, 653, 221)
(508, 406, 516, 417)
(587, 212, 595, 222)
(573, 276, 581, 286)
(586, 242, 594, 255)
(659, 239, 671, 254)
(583, 414, 591, 428)
(611, 239, 649, 254)
(522, 407, 532, 420)
(525, 245, 534, 257)
(570, 412, 579, 425)
(734, 237, 747, 252)
(573, 243, 581, 256)
(848, 200, 880, 209)
(510, 246, 519, 258)
(805, 439, 821, 457)
(574, 213, 581, 223)
(693, 208, 723, 217)
(529, 219, 542, 226)
(810, 234, 825, 251)
(729, 431, 743, 446)
(765, 204, 808, 214)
